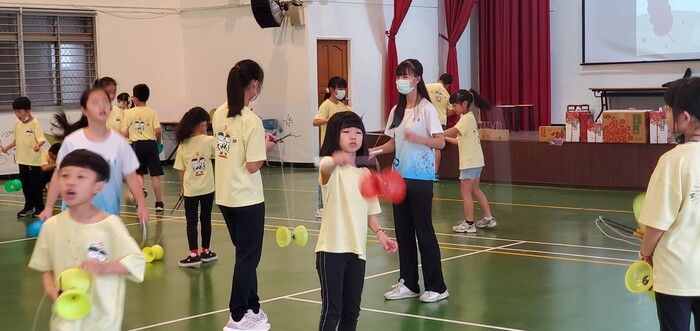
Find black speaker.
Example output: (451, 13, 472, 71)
(251, 0, 284, 28)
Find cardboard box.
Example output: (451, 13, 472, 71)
(539, 126, 565, 142)
(565, 111, 592, 142)
(478, 122, 509, 141)
(602, 110, 650, 144)
(586, 122, 603, 143)
(649, 110, 670, 144)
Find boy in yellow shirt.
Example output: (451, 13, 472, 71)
(426, 73, 455, 181)
(29, 149, 145, 331)
(41, 142, 61, 189)
(121, 84, 164, 211)
(2, 97, 46, 217)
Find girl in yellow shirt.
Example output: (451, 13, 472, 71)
(443, 89, 495, 234)
(174, 107, 217, 268)
(316, 111, 397, 331)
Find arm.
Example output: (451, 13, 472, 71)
(247, 161, 265, 173)
(367, 215, 397, 253)
(38, 171, 60, 220)
(34, 140, 45, 152)
(640, 226, 665, 266)
(1, 140, 16, 153)
(155, 128, 161, 143)
(444, 137, 458, 146)
(313, 118, 328, 127)
(405, 131, 446, 149)
(42, 271, 60, 302)
(125, 172, 149, 223)
(41, 163, 56, 172)
(178, 170, 185, 197)
(443, 127, 460, 138)
(80, 260, 132, 275)
(369, 138, 395, 155)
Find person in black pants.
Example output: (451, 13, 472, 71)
(2, 97, 46, 217)
(371, 59, 449, 303)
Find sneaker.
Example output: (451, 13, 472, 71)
(452, 221, 476, 233)
(434, 173, 440, 182)
(315, 207, 323, 218)
(155, 201, 164, 212)
(223, 314, 270, 331)
(200, 250, 218, 263)
(419, 290, 449, 303)
(178, 254, 202, 268)
(32, 209, 42, 217)
(384, 279, 420, 300)
(247, 308, 268, 323)
(17, 207, 35, 217)
(476, 217, 497, 228)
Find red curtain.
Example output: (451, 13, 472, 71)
(445, 0, 476, 93)
(478, 0, 551, 128)
(385, 0, 413, 119)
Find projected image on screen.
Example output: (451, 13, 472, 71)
(583, 0, 700, 63)
(636, 0, 700, 58)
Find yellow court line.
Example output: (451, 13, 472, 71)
(159, 218, 629, 267)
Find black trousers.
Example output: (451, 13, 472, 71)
(219, 202, 265, 322)
(19, 164, 43, 211)
(392, 179, 447, 294)
(42, 169, 54, 187)
(184, 192, 214, 250)
(316, 252, 366, 331)
(656, 292, 700, 331)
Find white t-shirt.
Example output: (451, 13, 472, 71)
(384, 98, 444, 181)
(57, 129, 140, 215)
(639, 142, 700, 296)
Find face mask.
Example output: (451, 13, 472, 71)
(396, 79, 414, 95)
(335, 90, 346, 100)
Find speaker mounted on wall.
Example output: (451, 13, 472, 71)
(251, 0, 304, 29)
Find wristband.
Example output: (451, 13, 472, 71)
(376, 229, 386, 237)
(638, 249, 652, 260)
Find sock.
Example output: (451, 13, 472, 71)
(190, 249, 198, 257)
(466, 220, 474, 225)
(202, 248, 210, 254)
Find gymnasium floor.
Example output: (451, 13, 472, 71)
(0, 166, 658, 331)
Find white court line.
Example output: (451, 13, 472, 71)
(285, 297, 526, 331)
(0, 237, 35, 245)
(126, 242, 523, 330)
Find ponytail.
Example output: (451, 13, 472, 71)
(226, 59, 264, 118)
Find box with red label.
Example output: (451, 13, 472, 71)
(602, 110, 650, 144)
(565, 111, 592, 142)
(649, 110, 670, 144)
(587, 122, 603, 143)
(539, 126, 565, 142)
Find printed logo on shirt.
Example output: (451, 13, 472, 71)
(25, 129, 34, 136)
(433, 90, 444, 102)
(133, 120, 146, 133)
(87, 242, 108, 262)
(190, 154, 206, 176)
(690, 185, 700, 205)
(216, 127, 232, 158)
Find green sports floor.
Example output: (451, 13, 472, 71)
(0, 166, 658, 331)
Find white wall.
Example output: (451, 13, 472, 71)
(550, 0, 696, 124)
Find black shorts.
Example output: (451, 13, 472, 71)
(132, 140, 164, 176)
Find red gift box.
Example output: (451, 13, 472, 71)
(602, 110, 650, 144)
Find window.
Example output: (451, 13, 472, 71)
(0, 10, 95, 109)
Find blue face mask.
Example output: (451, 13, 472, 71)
(396, 79, 414, 95)
(335, 90, 346, 100)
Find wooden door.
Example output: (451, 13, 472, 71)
(316, 40, 348, 107)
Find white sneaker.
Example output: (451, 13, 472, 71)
(452, 221, 476, 233)
(384, 279, 420, 300)
(248, 308, 268, 323)
(315, 207, 323, 218)
(419, 290, 449, 303)
(476, 217, 497, 228)
(223, 313, 270, 331)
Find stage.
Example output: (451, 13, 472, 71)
(368, 131, 674, 190)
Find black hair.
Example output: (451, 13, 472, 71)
(116, 92, 132, 108)
(664, 77, 700, 121)
(12, 96, 31, 110)
(53, 88, 108, 139)
(93, 77, 117, 89)
(48, 142, 62, 155)
(60, 149, 110, 182)
(439, 73, 453, 85)
(390, 59, 431, 129)
(175, 107, 210, 143)
(319, 111, 369, 164)
(133, 84, 150, 102)
(449, 89, 492, 112)
(323, 76, 348, 100)
(226, 59, 264, 118)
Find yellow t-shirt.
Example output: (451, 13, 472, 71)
(28, 212, 145, 331)
(174, 134, 215, 197)
(13, 118, 46, 166)
(41, 150, 56, 167)
(212, 103, 267, 207)
(315, 157, 381, 260)
(106, 105, 123, 133)
(426, 83, 453, 126)
(454, 111, 484, 170)
(639, 142, 700, 296)
(121, 106, 160, 142)
(314, 99, 354, 146)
